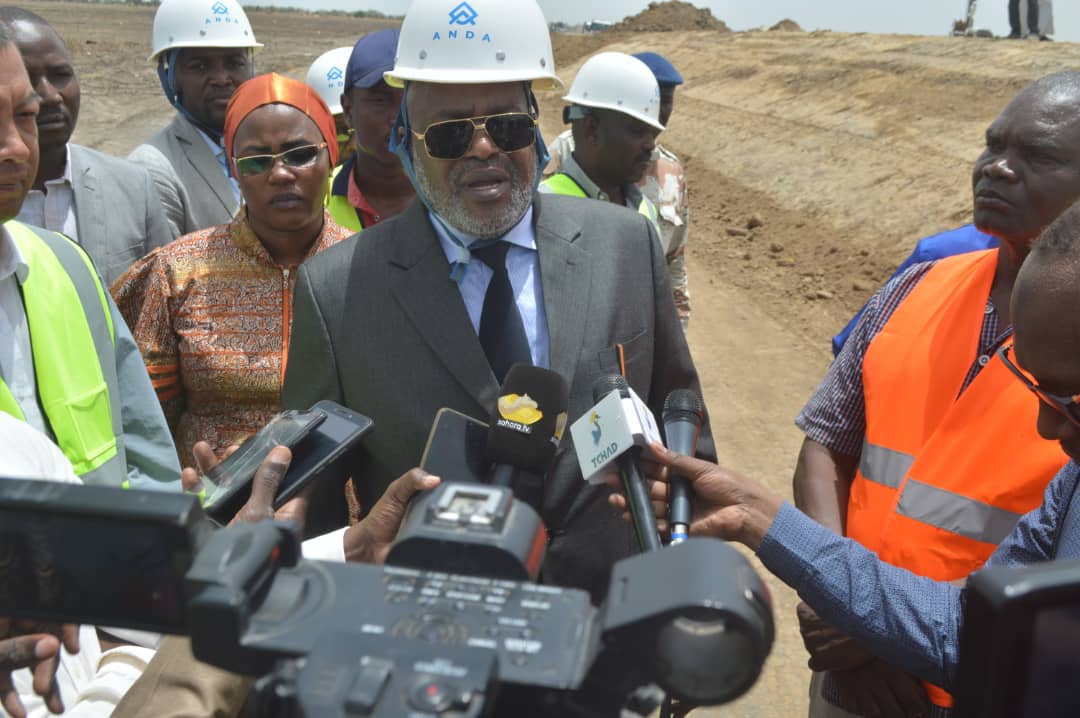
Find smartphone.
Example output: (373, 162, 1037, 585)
(203, 408, 327, 521)
(0, 479, 207, 634)
(206, 401, 374, 531)
(420, 408, 491, 484)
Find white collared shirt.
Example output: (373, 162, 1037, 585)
(430, 207, 551, 369)
(17, 144, 77, 241)
(0, 223, 48, 434)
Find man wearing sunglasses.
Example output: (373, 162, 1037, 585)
(283, 0, 712, 604)
(607, 198, 1080, 716)
(792, 72, 1080, 718)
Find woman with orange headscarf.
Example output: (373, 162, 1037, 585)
(113, 73, 354, 466)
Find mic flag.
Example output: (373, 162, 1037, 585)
(486, 363, 569, 474)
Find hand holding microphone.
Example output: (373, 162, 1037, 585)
(662, 390, 704, 543)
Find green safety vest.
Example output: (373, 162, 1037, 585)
(326, 164, 365, 234)
(540, 172, 661, 233)
(0, 221, 127, 485)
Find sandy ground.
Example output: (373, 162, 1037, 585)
(19, 1, 1080, 715)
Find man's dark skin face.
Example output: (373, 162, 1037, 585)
(658, 84, 676, 127)
(342, 80, 402, 166)
(971, 87, 1080, 258)
(0, 44, 40, 222)
(577, 108, 658, 196)
(173, 47, 251, 132)
(8, 19, 77, 178)
(1012, 258, 1080, 462)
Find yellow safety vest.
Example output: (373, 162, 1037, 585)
(326, 163, 365, 234)
(540, 172, 661, 233)
(0, 221, 126, 485)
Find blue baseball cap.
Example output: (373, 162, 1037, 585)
(632, 52, 684, 87)
(345, 28, 400, 90)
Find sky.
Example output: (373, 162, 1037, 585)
(246, 0, 1079, 43)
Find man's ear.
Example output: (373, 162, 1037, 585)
(340, 92, 353, 130)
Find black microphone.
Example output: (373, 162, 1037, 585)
(486, 363, 569, 511)
(662, 389, 704, 544)
(592, 374, 662, 553)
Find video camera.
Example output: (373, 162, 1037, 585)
(0, 368, 775, 716)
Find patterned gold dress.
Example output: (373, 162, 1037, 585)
(112, 210, 354, 467)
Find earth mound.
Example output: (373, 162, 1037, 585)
(611, 1, 730, 33)
(769, 19, 804, 32)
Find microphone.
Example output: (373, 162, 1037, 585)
(591, 375, 662, 553)
(486, 364, 569, 511)
(662, 389, 704, 543)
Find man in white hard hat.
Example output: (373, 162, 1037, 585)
(283, 0, 713, 603)
(128, 0, 261, 237)
(305, 45, 354, 163)
(546, 50, 692, 329)
(540, 52, 662, 234)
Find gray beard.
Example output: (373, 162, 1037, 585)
(411, 147, 534, 240)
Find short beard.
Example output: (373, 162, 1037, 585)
(412, 147, 534, 239)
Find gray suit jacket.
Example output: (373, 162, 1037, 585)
(283, 194, 714, 602)
(128, 113, 237, 237)
(66, 144, 176, 288)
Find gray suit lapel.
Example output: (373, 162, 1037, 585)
(389, 202, 498, 411)
(68, 145, 101, 246)
(533, 193, 590, 384)
(171, 115, 235, 215)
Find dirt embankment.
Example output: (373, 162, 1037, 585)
(610, 1, 730, 33)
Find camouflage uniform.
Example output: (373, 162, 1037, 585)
(545, 130, 691, 329)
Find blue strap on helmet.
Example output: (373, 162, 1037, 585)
(388, 82, 549, 283)
(156, 48, 256, 145)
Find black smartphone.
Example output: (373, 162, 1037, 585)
(0, 479, 207, 635)
(206, 401, 374, 529)
(420, 407, 491, 483)
(203, 408, 327, 522)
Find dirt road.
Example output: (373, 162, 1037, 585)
(20, 1, 1080, 714)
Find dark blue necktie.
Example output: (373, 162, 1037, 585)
(472, 242, 532, 383)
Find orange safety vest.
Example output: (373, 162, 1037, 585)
(848, 249, 1066, 708)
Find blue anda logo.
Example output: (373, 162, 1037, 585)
(326, 66, 344, 83)
(211, 1, 229, 15)
(448, 2, 478, 26)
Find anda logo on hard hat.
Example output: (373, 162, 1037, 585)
(433, 2, 492, 43)
(326, 66, 344, 89)
(206, 1, 240, 26)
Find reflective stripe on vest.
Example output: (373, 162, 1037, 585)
(541, 173, 661, 233)
(326, 164, 364, 233)
(2, 221, 127, 485)
(848, 249, 1067, 709)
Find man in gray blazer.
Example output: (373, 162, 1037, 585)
(283, 0, 714, 603)
(2, 8, 175, 287)
(128, 0, 261, 237)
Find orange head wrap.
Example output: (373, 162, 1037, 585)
(223, 72, 340, 171)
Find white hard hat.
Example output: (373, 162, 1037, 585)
(385, 0, 562, 91)
(563, 52, 664, 130)
(306, 47, 353, 116)
(149, 0, 262, 62)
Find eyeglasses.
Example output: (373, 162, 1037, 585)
(411, 112, 538, 160)
(232, 143, 327, 177)
(999, 344, 1080, 429)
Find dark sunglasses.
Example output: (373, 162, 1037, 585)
(411, 112, 537, 160)
(999, 344, 1080, 429)
(233, 142, 327, 177)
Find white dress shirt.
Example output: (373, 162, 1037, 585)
(17, 145, 78, 241)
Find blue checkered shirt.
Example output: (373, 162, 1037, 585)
(796, 259, 1013, 457)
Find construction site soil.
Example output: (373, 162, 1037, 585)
(23, 0, 1080, 715)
